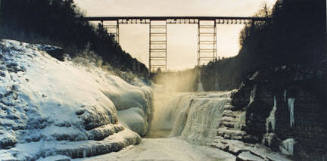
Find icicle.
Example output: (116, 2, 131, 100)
(266, 96, 277, 132)
(283, 90, 287, 102)
(288, 98, 295, 127)
(280, 138, 295, 155)
(249, 85, 257, 104)
(83, 149, 87, 158)
(249, 71, 259, 80)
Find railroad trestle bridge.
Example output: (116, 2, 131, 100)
(82, 16, 269, 71)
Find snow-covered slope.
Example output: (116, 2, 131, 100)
(0, 40, 152, 160)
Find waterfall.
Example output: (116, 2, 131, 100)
(197, 69, 204, 92)
(197, 81, 204, 92)
(168, 92, 231, 145)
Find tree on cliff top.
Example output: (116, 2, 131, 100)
(201, 0, 326, 91)
(0, 0, 149, 80)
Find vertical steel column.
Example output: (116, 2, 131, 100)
(325, 0, 327, 33)
(116, 20, 120, 43)
(149, 20, 167, 72)
(214, 21, 217, 59)
(197, 20, 217, 66)
(149, 21, 151, 72)
(103, 20, 119, 43)
(165, 20, 168, 71)
(197, 20, 201, 66)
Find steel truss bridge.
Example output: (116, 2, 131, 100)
(82, 16, 270, 71)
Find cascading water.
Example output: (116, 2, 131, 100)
(197, 81, 204, 92)
(153, 92, 232, 145)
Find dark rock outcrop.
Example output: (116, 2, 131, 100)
(231, 62, 327, 161)
(38, 45, 65, 61)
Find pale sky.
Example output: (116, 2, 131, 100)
(75, 0, 277, 70)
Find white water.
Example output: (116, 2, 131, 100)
(287, 98, 295, 127)
(197, 81, 204, 92)
(169, 92, 231, 144)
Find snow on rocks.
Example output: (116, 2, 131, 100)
(0, 40, 151, 160)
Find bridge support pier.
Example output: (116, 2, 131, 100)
(197, 20, 217, 66)
(149, 20, 167, 72)
(103, 20, 120, 43)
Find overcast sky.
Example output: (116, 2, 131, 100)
(75, 0, 277, 70)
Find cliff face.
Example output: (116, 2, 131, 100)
(231, 61, 327, 161)
(0, 40, 152, 160)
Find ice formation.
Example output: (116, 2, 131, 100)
(283, 90, 287, 102)
(266, 96, 277, 132)
(0, 40, 151, 160)
(287, 98, 295, 127)
(249, 85, 257, 104)
(279, 138, 295, 155)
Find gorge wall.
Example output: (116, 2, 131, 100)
(231, 63, 327, 161)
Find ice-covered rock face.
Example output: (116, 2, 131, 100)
(232, 65, 327, 160)
(0, 40, 151, 160)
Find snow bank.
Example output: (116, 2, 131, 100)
(75, 138, 236, 161)
(0, 40, 151, 160)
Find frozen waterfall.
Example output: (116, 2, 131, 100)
(165, 92, 232, 144)
(280, 138, 295, 155)
(266, 96, 277, 132)
(287, 98, 295, 127)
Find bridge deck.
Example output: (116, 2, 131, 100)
(82, 16, 270, 21)
(81, 16, 270, 71)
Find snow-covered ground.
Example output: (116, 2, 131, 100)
(0, 40, 152, 160)
(73, 137, 235, 161)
